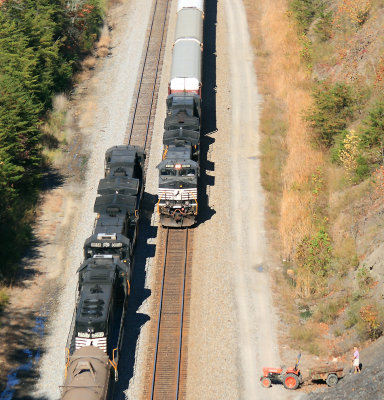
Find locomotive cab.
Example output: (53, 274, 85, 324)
(157, 150, 198, 227)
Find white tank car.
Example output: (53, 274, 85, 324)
(61, 346, 111, 400)
(170, 0, 204, 95)
(175, 8, 203, 43)
(170, 40, 202, 95)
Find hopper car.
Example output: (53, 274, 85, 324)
(157, 0, 204, 227)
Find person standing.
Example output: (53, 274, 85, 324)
(352, 346, 360, 373)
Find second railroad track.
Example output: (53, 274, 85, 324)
(125, 0, 170, 153)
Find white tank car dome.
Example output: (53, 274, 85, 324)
(177, 0, 204, 13)
(175, 8, 203, 43)
(170, 39, 202, 93)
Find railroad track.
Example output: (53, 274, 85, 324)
(125, 0, 170, 153)
(121, 0, 193, 398)
(145, 228, 193, 400)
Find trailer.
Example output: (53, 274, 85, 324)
(307, 366, 344, 387)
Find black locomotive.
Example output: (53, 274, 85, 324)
(64, 145, 144, 387)
(157, 94, 201, 226)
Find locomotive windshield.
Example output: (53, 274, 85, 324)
(160, 166, 196, 177)
(179, 168, 195, 176)
(161, 169, 177, 176)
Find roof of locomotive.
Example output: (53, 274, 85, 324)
(175, 8, 203, 43)
(94, 193, 137, 215)
(105, 145, 144, 177)
(83, 233, 130, 249)
(157, 146, 198, 169)
(94, 215, 127, 236)
(75, 272, 114, 327)
(97, 176, 140, 196)
(78, 255, 130, 276)
(105, 145, 144, 162)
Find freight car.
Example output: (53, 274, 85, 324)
(61, 346, 111, 400)
(157, 0, 204, 227)
(62, 145, 144, 397)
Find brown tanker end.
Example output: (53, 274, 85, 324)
(61, 346, 111, 400)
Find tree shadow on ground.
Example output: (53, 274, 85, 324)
(0, 309, 47, 399)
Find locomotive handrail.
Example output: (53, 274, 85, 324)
(64, 348, 70, 378)
(109, 349, 118, 382)
(191, 193, 198, 214)
(156, 196, 162, 215)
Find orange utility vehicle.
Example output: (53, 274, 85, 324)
(260, 354, 302, 390)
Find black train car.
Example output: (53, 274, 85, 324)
(63, 145, 145, 398)
(157, 94, 201, 227)
(72, 255, 131, 355)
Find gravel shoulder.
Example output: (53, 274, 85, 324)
(34, 0, 153, 398)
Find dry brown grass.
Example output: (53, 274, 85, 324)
(96, 34, 111, 58)
(244, 0, 325, 258)
(83, 56, 97, 70)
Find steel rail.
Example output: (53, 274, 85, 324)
(176, 229, 188, 399)
(127, 0, 170, 149)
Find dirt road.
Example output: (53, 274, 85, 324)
(184, 0, 288, 399)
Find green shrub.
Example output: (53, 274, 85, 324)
(289, 0, 322, 33)
(0, 288, 9, 312)
(355, 155, 370, 180)
(299, 34, 313, 71)
(361, 102, 384, 147)
(295, 229, 333, 297)
(357, 266, 374, 294)
(306, 83, 355, 147)
(314, 9, 333, 41)
(313, 298, 345, 324)
(290, 323, 321, 355)
(345, 300, 361, 329)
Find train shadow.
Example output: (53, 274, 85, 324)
(197, 0, 218, 226)
(112, 192, 157, 400)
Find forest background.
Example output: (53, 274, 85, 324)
(0, 0, 104, 304)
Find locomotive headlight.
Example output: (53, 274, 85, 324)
(92, 331, 104, 338)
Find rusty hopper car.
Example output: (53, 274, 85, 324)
(61, 346, 111, 400)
